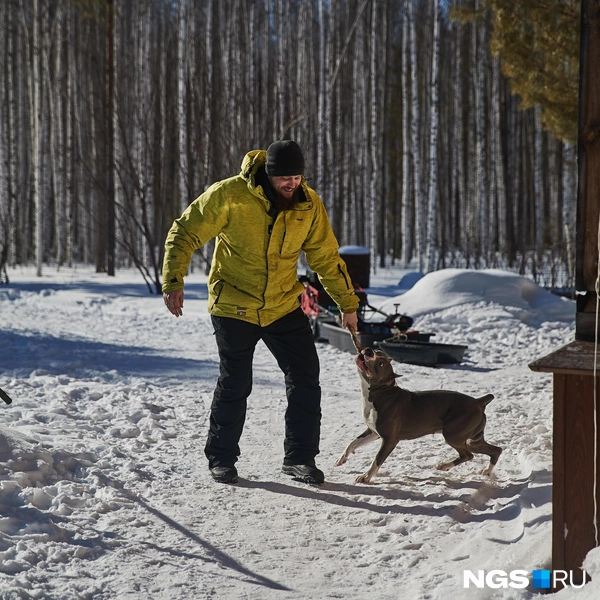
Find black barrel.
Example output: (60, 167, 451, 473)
(339, 245, 370, 288)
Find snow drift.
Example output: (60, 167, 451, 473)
(380, 268, 574, 325)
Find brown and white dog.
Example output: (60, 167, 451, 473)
(334, 347, 502, 483)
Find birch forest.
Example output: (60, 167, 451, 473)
(0, 0, 579, 293)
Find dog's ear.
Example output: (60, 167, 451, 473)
(393, 372, 402, 379)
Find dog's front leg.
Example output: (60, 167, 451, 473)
(355, 436, 399, 484)
(334, 428, 378, 466)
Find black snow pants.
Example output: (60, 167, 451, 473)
(204, 307, 321, 469)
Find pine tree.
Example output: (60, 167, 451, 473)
(454, 0, 579, 142)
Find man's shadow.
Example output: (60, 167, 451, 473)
(94, 473, 292, 592)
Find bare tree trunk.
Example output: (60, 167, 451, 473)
(563, 142, 575, 289)
(350, 18, 362, 245)
(203, 0, 213, 188)
(425, 0, 440, 273)
(317, 0, 326, 195)
(408, 0, 423, 271)
(94, 11, 106, 273)
(247, 1, 257, 144)
(134, 2, 147, 268)
(40, 2, 60, 267)
(276, 0, 286, 138)
(106, 0, 115, 275)
(505, 93, 518, 265)
(82, 17, 94, 266)
(177, 0, 188, 211)
(54, 5, 65, 266)
(359, 9, 367, 247)
(26, 0, 43, 275)
(475, 9, 489, 265)
(401, 4, 411, 268)
(324, 6, 335, 217)
(533, 105, 543, 261)
(233, 1, 245, 149)
(0, 0, 7, 280)
(221, 4, 233, 169)
(201, 0, 214, 274)
(369, 0, 379, 269)
(3, 1, 18, 272)
(452, 17, 465, 256)
(66, 5, 75, 266)
(491, 55, 506, 259)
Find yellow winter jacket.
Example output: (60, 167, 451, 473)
(162, 149, 359, 326)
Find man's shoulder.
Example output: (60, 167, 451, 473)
(301, 184, 325, 211)
(203, 174, 247, 197)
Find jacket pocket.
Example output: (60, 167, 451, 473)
(208, 280, 225, 311)
(280, 214, 310, 256)
(209, 279, 253, 313)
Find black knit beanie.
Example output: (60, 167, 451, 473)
(265, 140, 305, 177)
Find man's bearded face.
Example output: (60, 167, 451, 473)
(269, 175, 302, 210)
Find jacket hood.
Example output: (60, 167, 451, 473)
(241, 150, 267, 180)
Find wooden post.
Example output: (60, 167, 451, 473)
(575, 0, 600, 341)
(530, 345, 600, 587)
(529, 0, 600, 590)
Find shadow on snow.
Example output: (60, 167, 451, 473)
(1, 279, 209, 300)
(0, 330, 217, 381)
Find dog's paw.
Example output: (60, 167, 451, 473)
(435, 462, 453, 471)
(334, 455, 348, 467)
(480, 465, 494, 476)
(355, 473, 372, 484)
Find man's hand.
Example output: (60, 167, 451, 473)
(164, 290, 184, 317)
(341, 310, 358, 332)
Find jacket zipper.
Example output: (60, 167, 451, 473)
(212, 281, 225, 306)
(338, 263, 352, 289)
(280, 226, 286, 253)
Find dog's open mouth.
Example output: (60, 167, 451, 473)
(355, 353, 369, 374)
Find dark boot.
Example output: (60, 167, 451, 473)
(210, 466, 239, 484)
(282, 463, 325, 484)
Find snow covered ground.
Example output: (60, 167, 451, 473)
(0, 264, 598, 599)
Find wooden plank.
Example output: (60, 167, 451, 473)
(552, 374, 566, 577)
(577, 312, 600, 343)
(529, 341, 600, 375)
(563, 375, 599, 584)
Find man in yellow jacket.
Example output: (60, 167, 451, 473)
(163, 140, 359, 484)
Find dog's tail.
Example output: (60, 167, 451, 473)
(477, 393, 494, 407)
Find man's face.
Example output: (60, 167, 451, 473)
(269, 175, 302, 199)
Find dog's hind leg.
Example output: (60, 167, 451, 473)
(355, 435, 400, 484)
(334, 428, 379, 466)
(436, 421, 476, 471)
(467, 434, 502, 475)
(435, 445, 474, 471)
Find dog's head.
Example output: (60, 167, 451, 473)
(355, 347, 400, 387)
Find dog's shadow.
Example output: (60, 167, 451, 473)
(238, 478, 448, 518)
(237, 474, 528, 522)
(439, 363, 500, 373)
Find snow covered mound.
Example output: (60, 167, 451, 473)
(380, 268, 575, 323)
(0, 428, 96, 489)
(0, 427, 102, 577)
